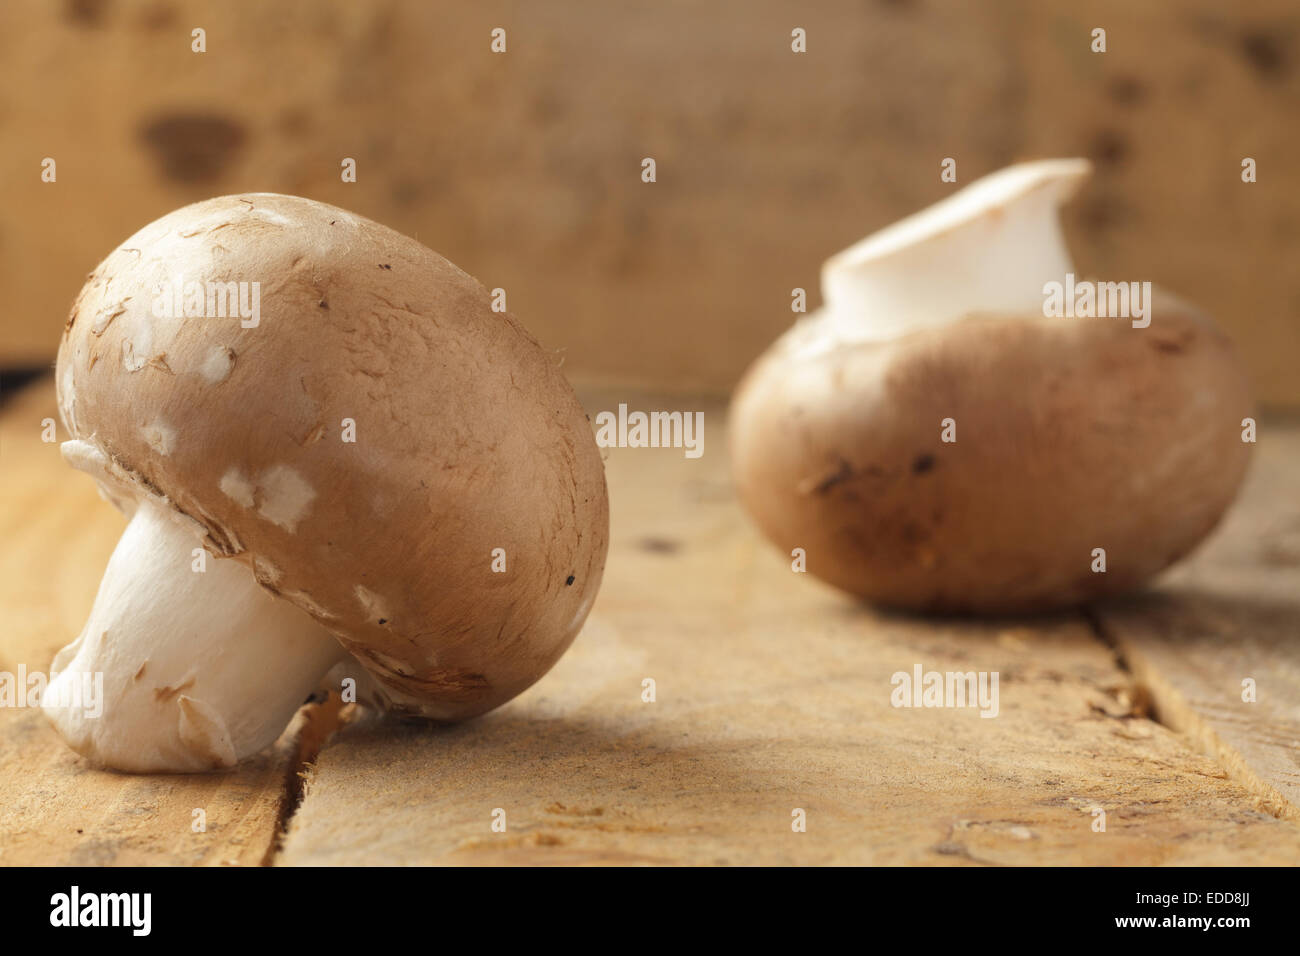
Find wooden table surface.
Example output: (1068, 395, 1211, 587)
(2, 379, 1297, 865)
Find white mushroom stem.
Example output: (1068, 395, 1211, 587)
(819, 158, 1092, 344)
(42, 495, 347, 773)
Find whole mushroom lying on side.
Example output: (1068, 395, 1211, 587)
(729, 159, 1253, 614)
(44, 194, 608, 772)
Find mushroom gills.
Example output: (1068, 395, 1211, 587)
(41, 496, 347, 773)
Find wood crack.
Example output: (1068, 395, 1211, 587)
(1082, 604, 1300, 824)
(259, 692, 351, 866)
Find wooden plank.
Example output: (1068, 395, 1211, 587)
(6, 377, 1297, 864)
(5, 1, 1300, 409)
(278, 392, 1300, 865)
(0, 379, 315, 865)
(1093, 424, 1300, 821)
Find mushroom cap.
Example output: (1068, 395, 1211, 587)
(57, 193, 609, 718)
(729, 290, 1253, 613)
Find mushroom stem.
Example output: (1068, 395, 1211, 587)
(819, 158, 1092, 343)
(42, 497, 347, 772)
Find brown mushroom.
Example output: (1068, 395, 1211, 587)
(729, 160, 1253, 613)
(44, 193, 608, 771)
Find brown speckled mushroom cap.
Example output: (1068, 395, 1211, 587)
(57, 192, 609, 719)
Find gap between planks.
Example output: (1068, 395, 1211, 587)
(1083, 607, 1300, 825)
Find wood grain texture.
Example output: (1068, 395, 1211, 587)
(4, 380, 1298, 865)
(277, 391, 1300, 865)
(2, 0, 1298, 407)
(0, 380, 308, 865)
(1093, 425, 1300, 820)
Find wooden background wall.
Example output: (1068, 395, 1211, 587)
(2, 0, 1297, 406)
